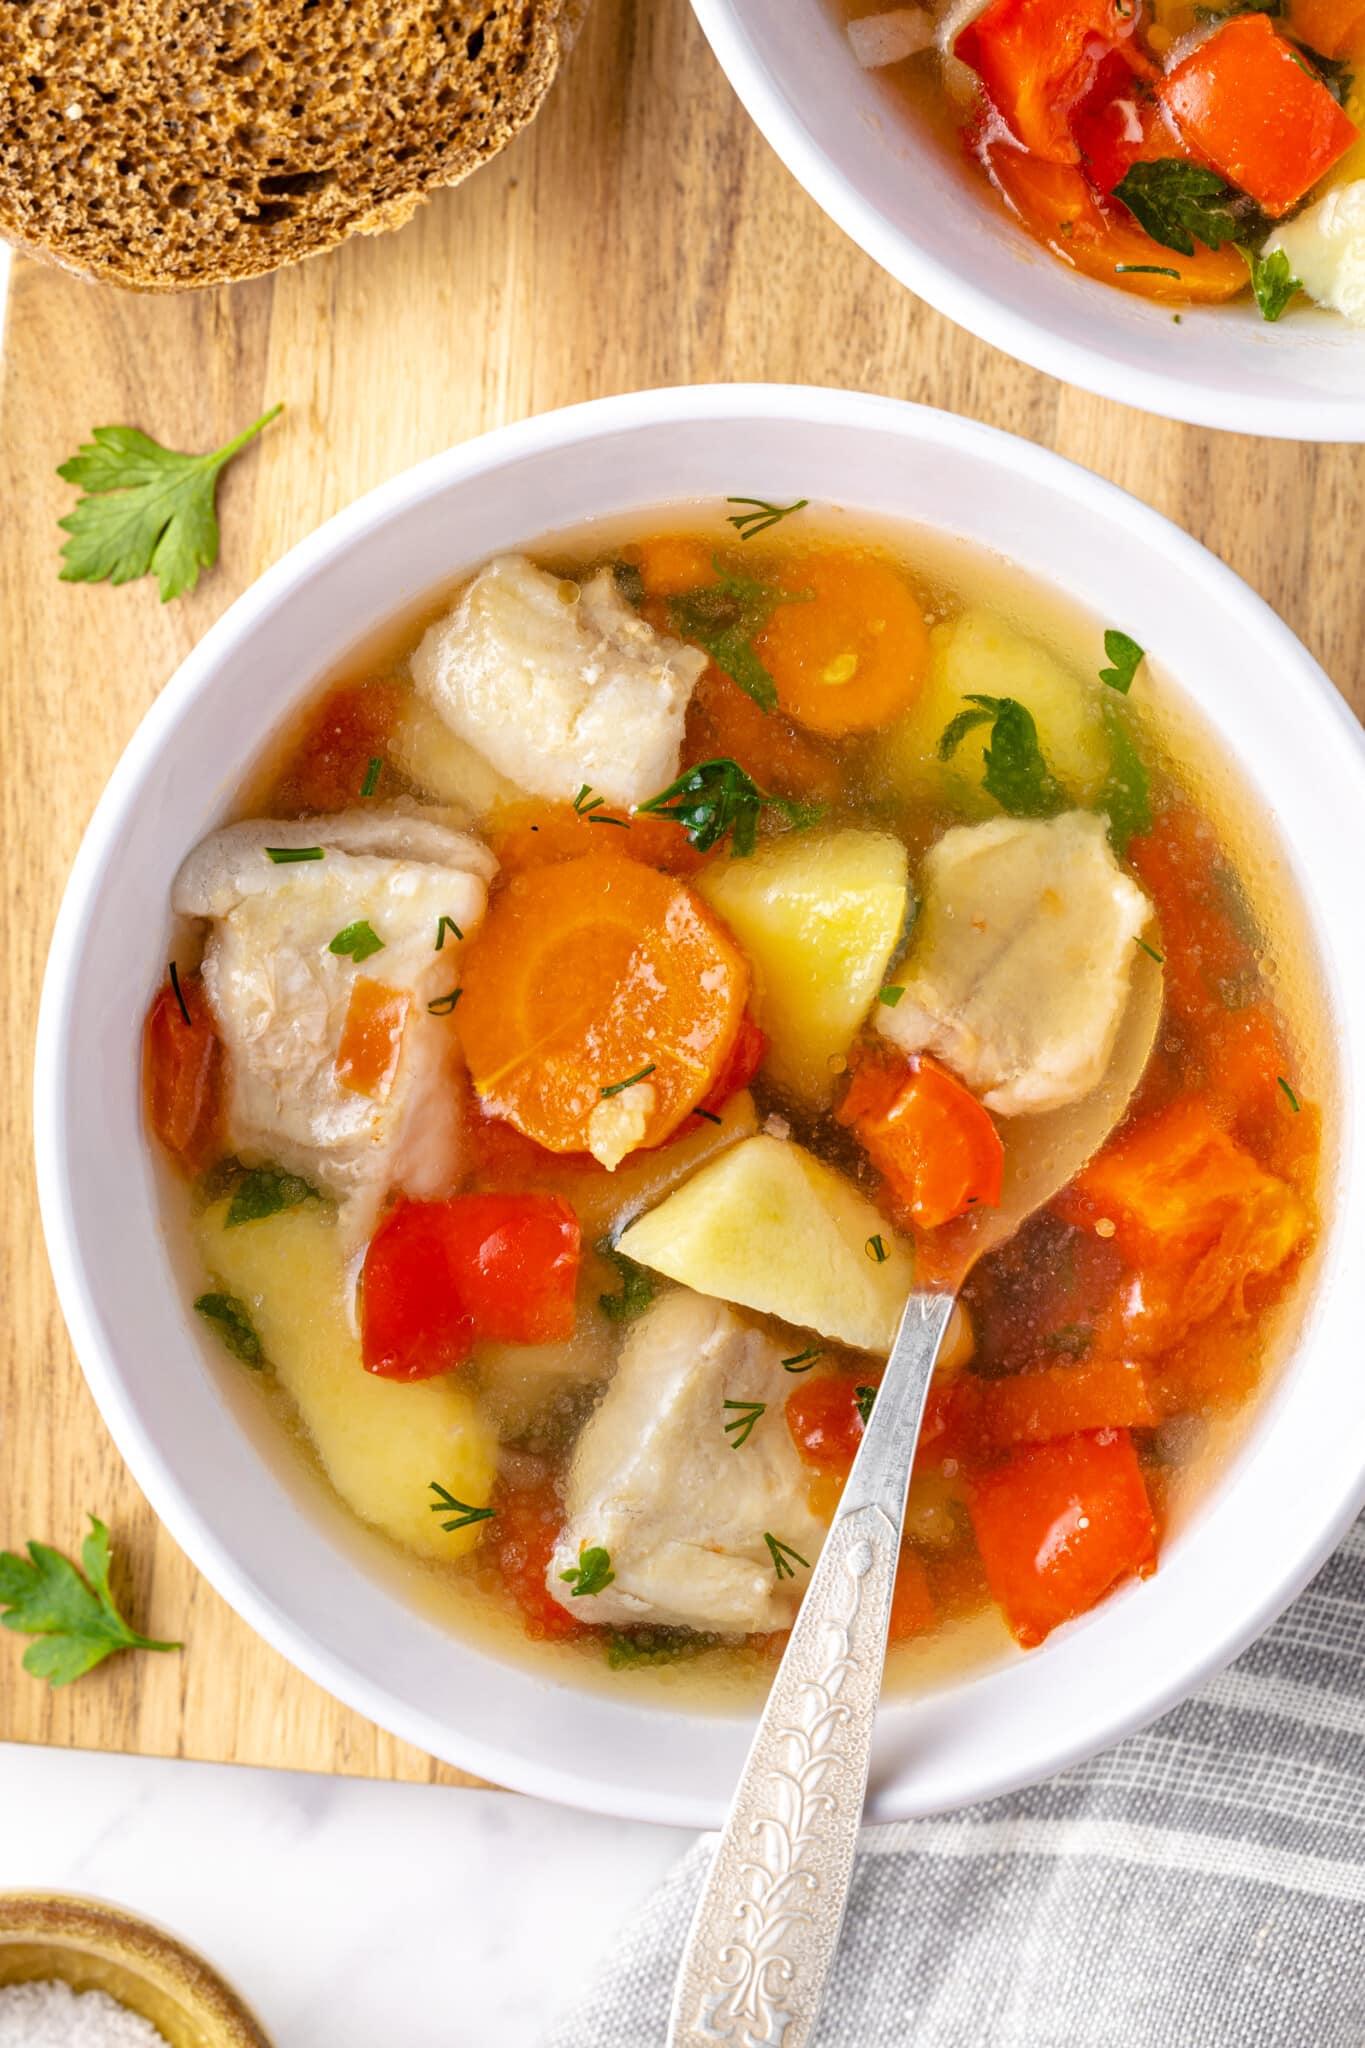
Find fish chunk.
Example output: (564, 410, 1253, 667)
(411, 554, 707, 808)
(173, 804, 496, 1240)
(547, 1289, 829, 1634)
(878, 811, 1152, 1116)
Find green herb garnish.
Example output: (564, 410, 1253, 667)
(865, 1233, 888, 1264)
(764, 1533, 811, 1583)
(1112, 160, 1245, 255)
(1099, 630, 1145, 694)
(1115, 263, 1182, 278)
(854, 1384, 878, 1427)
(1277, 1076, 1301, 1112)
(669, 560, 810, 712)
(328, 920, 384, 964)
(57, 404, 283, 603)
(723, 1398, 767, 1449)
(1135, 936, 1164, 964)
(265, 845, 324, 864)
(640, 757, 822, 858)
(224, 1166, 319, 1228)
(560, 1545, 616, 1598)
(0, 1516, 181, 1688)
(939, 695, 1064, 818)
(429, 1482, 496, 1533)
(435, 915, 463, 950)
(726, 496, 809, 542)
(1241, 245, 1301, 322)
(360, 756, 382, 798)
(596, 1239, 655, 1323)
(601, 1064, 656, 1098)
(168, 959, 193, 1028)
(573, 783, 605, 814)
(694, 1107, 723, 1125)
(1098, 700, 1152, 858)
(877, 986, 905, 1009)
(605, 1626, 720, 1670)
(782, 1346, 823, 1373)
(428, 989, 462, 1015)
(194, 1291, 264, 1366)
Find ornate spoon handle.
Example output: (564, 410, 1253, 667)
(666, 1290, 956, 2048)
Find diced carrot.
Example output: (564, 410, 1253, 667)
(977, 1355, 1155, 1447)
(838, 1051, 1003, 1231)
(983, 144, 1250, 301)
(967, 1428, 1157, 1648)
(488, 800, 706, 878)
(1147, 1315, 1263, 1420)
(753, 551, 930, 736)
(1159, 15, 1357, 216)
(487, 1482, 586, 1642)
(635, 535, 717, 599)
(457, 854, 749, 1156)
(956, 0, 1140, 161)
(681, 663, 845, 805)
(889, 1548, 937, 1642)
(1290, 0, 1365, 57)
(334, 980, 411, 1100)
(267, 679, 403, 814)
(143, 973, 223, 1174)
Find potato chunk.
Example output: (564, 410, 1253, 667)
(615, 1134, 914, 1354)
(194, 1201, 496, 1559)
(697, 828, 909, 1107)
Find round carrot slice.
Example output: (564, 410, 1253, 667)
(754, 550, 930, 735)
(457, 854, 750, 1156)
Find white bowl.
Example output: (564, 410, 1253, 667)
(690, 0, 1365, 438)
(35, 386, 1365, 1826)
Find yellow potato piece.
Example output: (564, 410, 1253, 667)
(698, 830, 908, 1108)
(194, 1200, 497, 1559)
(615, 1134, 914, 1354)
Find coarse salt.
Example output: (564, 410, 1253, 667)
(0, 1980, 167, 2047)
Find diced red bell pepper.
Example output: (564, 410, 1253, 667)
(786, 1372, 877, 1477)
(956, 0, 1140, 162)
(1290, 0, 1365, 58)
(361, 1193, 581, 1379)
(838, 1052, 1003, 1230)
(488, 1482, 586, 1642)
(1070, 48, 1176, 195)
(967, 1427, 1157, 1647)
(143, 973, 223, 1174)
(1159, 15, 1358, 216)
(268, 679, 403, 814)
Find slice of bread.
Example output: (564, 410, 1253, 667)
(0, 0, 583, 291)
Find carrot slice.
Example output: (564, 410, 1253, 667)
(967, 1428, 1157, 1648)
(488, 799, 706, 878)
(838, 1051, 1004, 1231)
(753, 551, 930, 736)
(335, 980, 411, 1100)
(457, 854, 749, 1156)
(143, 973, 223, 1173)
(1159, 15, 1357, 216)
(635, 535, 718, 599)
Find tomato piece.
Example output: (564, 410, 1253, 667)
(1070, 48, 1174, 195)
(967, 1428, 1157, 1648)
(956, 0, 1140, 162)
(838, 1052, 1003, 1231)
(488, 1482, 586, 1642)
(682, 663, 845, 806)
(1126, 807, 1254, 1037)
(143, 974, 223, 1174)
(268, 680, 402, 814)
(786, 1372, 877, 1477)
(978, 1354, 1155, 1449)
(1159, 15, 1357, 216)
(1291, 0, 1365, 58)
(361, 1193, 580, 1378)
(334, 980, 411, 1100)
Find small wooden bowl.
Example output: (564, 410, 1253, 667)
(0, 1893, 271, 2047)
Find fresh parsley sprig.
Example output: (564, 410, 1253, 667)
(57, 404, 283, 603)
(640, 757, 822, 859)
(596, 1239, 655, 1323)
(329, 920, 384, 963)
(561, 1545, 616, 1598)
(1241, 245, 1301, 322)
(225, 1166, 320, 1228)
(195, 1291, 264, 1366)
(1112, 160, 1247, 256)
(938, 695, 1065, 818)
(1099, 630, 1145, 694)
(0, 1516, 181, 1687)
(669, 560, 810, 712)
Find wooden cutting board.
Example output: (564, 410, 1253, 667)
(0, 0, 1360, 1787)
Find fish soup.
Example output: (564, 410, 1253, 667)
(145, 508, 1323, 1702)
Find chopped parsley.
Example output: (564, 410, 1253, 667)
(1241, 245, 1301, 322)
(640, 757, 822, 858)
(782, 1346, 823, 1373)
(1099, 630, 1145, 694)
(1115, 263, 1181, 279)
(723, 1398, 767, 1449)
(1099, 701, 1152, 858)
(224, 1167, 319, 1228)
(265, 845, 324, 864)
(1112, 159, 1248, 256)
(360, 756, 382, 798)
(1135, 936, 1165, 965)
(865, 1233, 889, 1264)
(877, 985, 905, 1009)
(596, 1239, 655, 1323)
(427, 988, 462, 1015)
(726, 495, 809, 542)
(854, 1384, 878, 1427)
(435, 914, 463, 950)
(168, 959, 193, 1028)
(764, 1532, 811, 1582)
(573, 783, 605, 814)
(1277, 1076, 1301, 1112)
(560, 1545, 616, 1598)
(194, 1291, 264, 1366)
(428, 1481, 496, 1533)
(669, 560, 810, 713)
(601, 1064, 656, 1098)
(938, 695, 1065, 818)
(328, 919, 384, 963)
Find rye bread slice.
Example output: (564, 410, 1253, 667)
(0, 0, 583, 291)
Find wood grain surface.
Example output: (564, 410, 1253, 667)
(0, 0, 1360, 1784)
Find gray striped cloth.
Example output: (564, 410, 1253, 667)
(546, 1514, 1365, 2047)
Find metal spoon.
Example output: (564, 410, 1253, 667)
(666, 952, 1164, 2048)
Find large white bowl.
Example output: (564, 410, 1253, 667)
(35, 386, 1365, 1826)
(690, 0, 1365, 438)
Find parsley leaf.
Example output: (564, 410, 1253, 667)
(939, 695, 1065, 817)
(640, 757, 822, 858)
(225, 1166, 320, 1229)
(0, 1516, 181, 1687)
(669, 561, 810, 712)
(560, 1545, 616, 1598)
(1241, 245, 1301, 322)
(328, 920, 384, 963)
(194, 1292, 264, 1366)
(854, 1384, 878, 1426)
(1099, 630, 1145, 694)
(596, 1239, 656, 1323)
(57, 405, 283, 603)
(1112, 160, 1245, 256)
(606, 1626, 721, 1669)
(1098, 700, 1152, 857)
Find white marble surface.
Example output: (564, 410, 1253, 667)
(0, 1743, 695, 2044)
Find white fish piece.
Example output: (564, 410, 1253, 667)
(1265, 180, 1365, 328)
(877, 810, 1152, 1116)
(547, 1290, 829, 1635)
(172, 804, 496, 1241)
(411, 554, 707, 808)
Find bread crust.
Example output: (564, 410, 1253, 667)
(0, 0, 584, 291)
